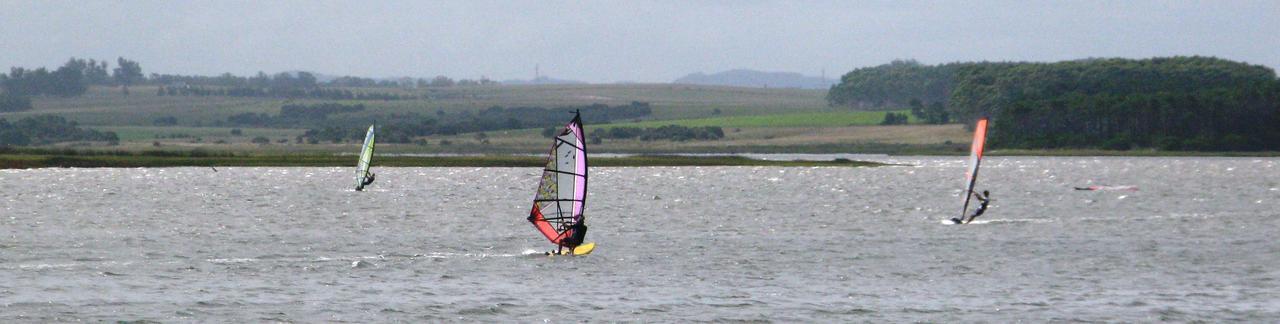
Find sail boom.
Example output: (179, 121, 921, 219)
(541, 169, 586, 177)
(535, 198, 585, 202)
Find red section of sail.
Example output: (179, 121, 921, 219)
(529, 205, 564, 244)
(971, 118, 988, 159)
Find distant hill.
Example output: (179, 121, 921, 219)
(501, 76, 586, 85)
(674, 69, 834, 89)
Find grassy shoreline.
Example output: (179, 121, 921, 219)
(0, 153, 888, 169)
(986, 149, 1280, 157)
(3, 145, 1278, 169)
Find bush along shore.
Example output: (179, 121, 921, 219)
(0, 150, 887, 169)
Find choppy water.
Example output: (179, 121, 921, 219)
(1, 156, 1278, 322)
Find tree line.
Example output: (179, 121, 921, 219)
(0, 57, 142, 99)
(153, 70, 415, 100)
(226, 103, 368, 127)
(0, 93, 32, 112)
(827, 59, 964, 109)
(828, 56, 1280, 151)
(217, 101, 654, 144)
(1, 58, 498, 107)
(157, 84, 411, 101)
(154, 72, 496, 89)
(584, 125, 725, 142)
(0, 115, 119, 146)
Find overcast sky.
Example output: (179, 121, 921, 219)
(2, 1, 1277, 83)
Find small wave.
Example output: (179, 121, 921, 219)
(814, 307, 876, 315)
(229, 252, 527, 264)
(254, 254, 291, 260)
(206, 258, 256, 264)
(706, 316, 771, 323)
(1077, 212, 1245, 223)
(5, 301, 70, 308)
(194, 300, 247, 308)
(901, 307, 956, 314)
(420, 251, 521, 258)
(456, 303, 513, 315)
(1010, 301, 1050, 307)
(13, 263, 79, 270)
(1152, 307, 1193, 321)
(970, 218, 1053, 224)
(940, 218, 1052, 225)
(706, 301, 766, 308)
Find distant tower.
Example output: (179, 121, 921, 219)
(535, 64, 540, 82)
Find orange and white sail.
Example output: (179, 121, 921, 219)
(959, 118, 989, 221)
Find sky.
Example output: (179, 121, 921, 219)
(1, 1, 1277, 83)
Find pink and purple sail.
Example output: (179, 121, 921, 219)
(527, 112, 588, 245)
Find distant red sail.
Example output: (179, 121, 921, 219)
(959, 118, 989, 220)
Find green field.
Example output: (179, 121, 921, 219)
(1, 84, 971, 155)
(11, 84, 833, 128)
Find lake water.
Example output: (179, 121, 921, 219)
(1, 156, 1278, 322)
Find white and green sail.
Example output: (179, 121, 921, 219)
(355, 124, 376, 191)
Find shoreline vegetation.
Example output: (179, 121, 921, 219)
(0, 151, 888, 169)
(5, 56, 1279, 160)
(2, 148, 1277, 169)
(828, 57, 1280, 151)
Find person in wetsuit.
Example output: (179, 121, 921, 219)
(356, 172, 375, 191)
(951, 190, 990, 224)
(553, 221, 588, 255)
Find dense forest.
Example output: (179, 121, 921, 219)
(0, 93, 32, 112)
(1, 57, 492, 105)
(152, 72, 495, 89)
(154, 71, 413, 100)
(828, 57, 1280, 151)
(1, 57, 139, 98)
(586, 125, 725, 142)
(826, 60, 962, 109)
(0, 115, 119, 146)
(157, 85, 409, 100)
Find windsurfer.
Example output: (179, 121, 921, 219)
(951, 190, 990, 224)
(557, 221, 588, 253)
(356, 172, 375, 191)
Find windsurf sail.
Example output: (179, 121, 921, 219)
(958, 118, 989, 222)
(355, 124, 376, 190)
(527, 112, 588, 246)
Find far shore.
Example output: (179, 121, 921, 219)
(0, 154, 888, 169)
(2, 147, 1278, 169)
